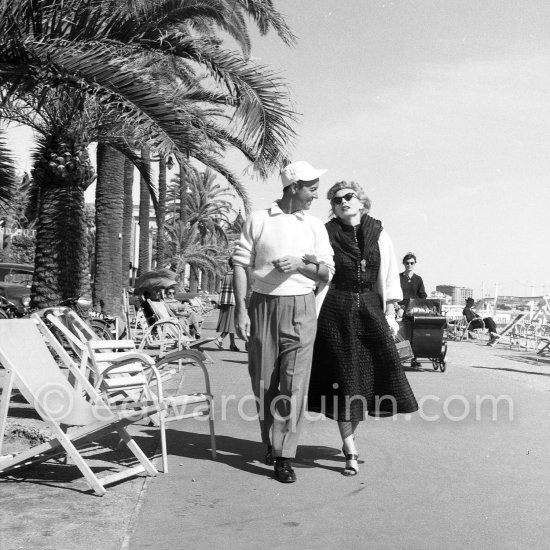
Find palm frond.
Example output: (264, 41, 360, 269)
(230, 0, 297, 46)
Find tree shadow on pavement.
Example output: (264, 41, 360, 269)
(502, 354, 550, 367)
(473, 365, 550, 377)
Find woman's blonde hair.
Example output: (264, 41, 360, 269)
(326, 181, 371, 213)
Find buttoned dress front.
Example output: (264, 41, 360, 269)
(308, 215, 418, 421)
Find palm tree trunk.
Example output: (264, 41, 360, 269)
(93, 143, 124, 315)
(202, 271, 210, 291)
(122, 156, 134, 288)
(189, 267, 199, 292)
(179, 164, 187, 225)
(156, 157, 167, 269)
(31, 137, 93, 307)
(138, 147, 150, 277)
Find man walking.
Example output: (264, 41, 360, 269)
(233, 161, 334, 483)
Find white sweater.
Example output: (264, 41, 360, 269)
(376, 229, 403, 306)
(232, 202, 335, 296)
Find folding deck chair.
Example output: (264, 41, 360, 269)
(538, 338, 550, 356)
(0, 319, 163, 496)
(42, 306, 181, 361)
(35, 311, 217, 470)
(445, 316, 468, 341)
(85, 339, 217, 469)
(189, 296, 213, 317)
(446, 316, 488, 342)
(122, 287, 137, 339)
(146, 299, 215, 362)
(466, 318, 489, 341)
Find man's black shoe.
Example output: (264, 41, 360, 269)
(265, 445, 275, 466)
(274, 458, 296, 483)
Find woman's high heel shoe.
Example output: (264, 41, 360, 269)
(343, 453, 359, 477)
(341, 434, 356, 456)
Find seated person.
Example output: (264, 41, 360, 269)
(163, 286, 203, 338)
(463, 297, 500, 346)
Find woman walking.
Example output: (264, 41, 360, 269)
(214, 258, 240, 351)
(308, 181, 418, 476)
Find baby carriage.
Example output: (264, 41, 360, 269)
(399, 299, 448, 372)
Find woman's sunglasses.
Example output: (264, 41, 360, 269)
(331, 192, 357, 205)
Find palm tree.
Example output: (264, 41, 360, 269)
(0, 129, 14, 208)
(0, 0, 297, 307)
(166, 166, 239, 287)
(156, 156, 168, 269)
(168, 166, 238, 244)
(122, 156, 135, 289)
(93, 143, 124, 315)
(29, 127, 95, 305)
(164, 222, 225, 290)
(138, 146, 151, 278)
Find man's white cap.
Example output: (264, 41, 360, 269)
(280, 161, 327, 188)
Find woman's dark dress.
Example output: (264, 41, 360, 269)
(308, 215, 418, 421)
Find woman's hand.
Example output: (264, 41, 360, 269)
(386, 314, 399, 335)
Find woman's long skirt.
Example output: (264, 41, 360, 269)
(308, 289, 418, 421)
(216, 303, 236, 333)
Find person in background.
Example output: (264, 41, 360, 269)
(214, 258, 240, 351)
(233, 160, 334, 484)
(398, 252, 428, 368)
(463, 297, 500, 346)
(137, 288, 158, 326)
(163, 286, 203, 338)
(308, 181, 418, 477)
(398, 252, 427, 311)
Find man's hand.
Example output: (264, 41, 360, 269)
(235, 307, 251, 342)
(272, 256, 303, 273)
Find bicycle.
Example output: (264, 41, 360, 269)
(58, 297, 115, 340)
(0, 295, 19, 318)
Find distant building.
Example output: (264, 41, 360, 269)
(430, 290, 452, 304)
(436, 285, 473, 305)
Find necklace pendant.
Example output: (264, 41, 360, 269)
(360, 259, 366, 272)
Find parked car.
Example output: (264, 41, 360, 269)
(0, 263, 34, 317)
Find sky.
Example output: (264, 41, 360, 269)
(234, 0, 550, 299)
(5, 1, 550, 299)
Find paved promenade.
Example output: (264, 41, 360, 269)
(2, 313, 550, 549)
